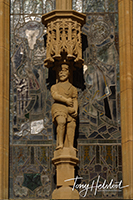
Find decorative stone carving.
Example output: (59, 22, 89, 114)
(44, 19, 83, 67)
(51, 63, 78, 149)
(42, 10, 86, 69)
(42, 3, 86, 199)
(52, 147, 79, 199)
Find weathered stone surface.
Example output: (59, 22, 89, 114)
(41, 0, 85, 199)
(118, 0, 133, 198)
(42, 10, 86, 68)
(0, 0, 10, 199)
(56, 0, 72, 10)
(51, 64, 78, 149)
(52, 186, 79, 199)
(52, 147, 79, 186)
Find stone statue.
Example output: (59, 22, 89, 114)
(51, 64, 78, 149)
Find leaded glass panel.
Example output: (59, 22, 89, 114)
(78, 13, 120, 142)
(73, 0, 118, 13)
(73, 0, 122, 199)
(77, 145, 122, 198)
(10, 0, 55, 198)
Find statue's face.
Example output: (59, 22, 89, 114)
(59, 64, 69, 82)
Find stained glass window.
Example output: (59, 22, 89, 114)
(73, 0, 122, 198)
(10, 0, 122, 199)
(10, 0, 55, 198)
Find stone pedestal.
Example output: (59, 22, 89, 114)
(52, 186, 79, 199)
(52, 147, 79, 199)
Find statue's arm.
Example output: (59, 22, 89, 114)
(51, 85, 72, 106)
(73, 98, 78, 112)
(69, 87, 78, 118)
(73, 86, 78, 111)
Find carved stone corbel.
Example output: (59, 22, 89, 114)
(42, 10, 86, 69)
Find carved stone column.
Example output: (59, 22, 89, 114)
(42, 0, 85, 199)
(52, 148, 79, 199)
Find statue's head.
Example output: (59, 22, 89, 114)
(58, 64, 70, 82)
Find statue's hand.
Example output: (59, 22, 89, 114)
(68, 107, 75, 114)
(68, 107, 77, 118)
(66, 98, 73, 106)
(71, 111, 78, 118)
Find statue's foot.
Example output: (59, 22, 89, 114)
(56, 145, 63, 150)
(69, 146, 78, 152)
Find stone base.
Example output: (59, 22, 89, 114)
(52, 186, 79, 199)
(52, 147, 79, 186)
(52, 147, 79, 199)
